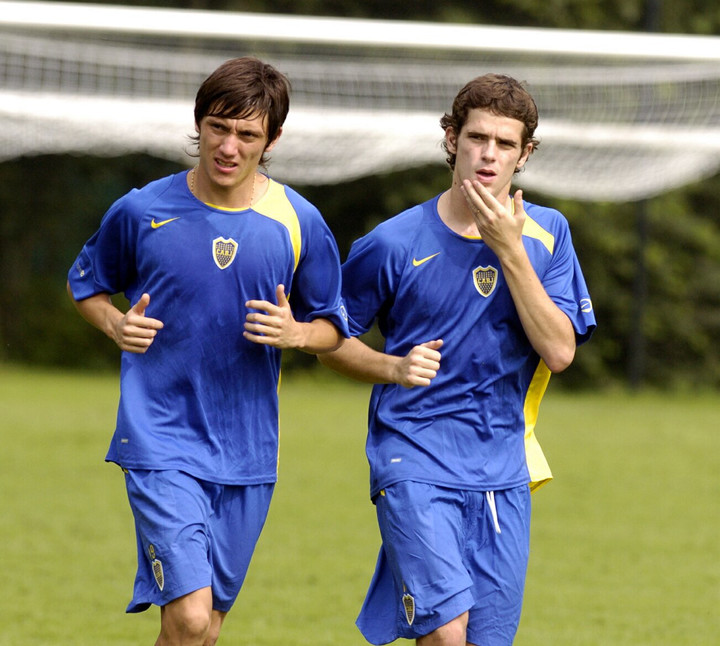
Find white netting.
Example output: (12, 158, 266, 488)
(1, 1, 720, 201)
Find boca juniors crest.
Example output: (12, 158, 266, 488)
(402, 593, 415, 625)
(148, 544, 164, 591)
(213, 236, 238, 270)
(472, 264, 498, 297)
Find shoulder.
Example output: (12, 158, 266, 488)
(344, 198, 439, 278)
(362, 198, 435, 249)
(268, 179, 322, 219)
(524, 200, 570, 231)
(521, 199, 582, 265)
(114, 173, 183, 216)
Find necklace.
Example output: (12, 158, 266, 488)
(189, 167, 256, 208)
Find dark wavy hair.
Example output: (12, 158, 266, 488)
(189, 57, 291, 166)
(440, 73, 540, 170)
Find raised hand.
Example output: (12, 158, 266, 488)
(113, 293, 164, 353)
(244, 284, 302, 349)
(461, 179, 526, 257)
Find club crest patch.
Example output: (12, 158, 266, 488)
(402, 593, 415, 625)
(472, 264, 498, 298)
(213, 236, 238, 270)
(149, 544, 164, 591)
(152, 559, 164, 591)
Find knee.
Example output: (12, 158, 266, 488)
(160, 605, 212, 645)
(180, 606, 212, 642)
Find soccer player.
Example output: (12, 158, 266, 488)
(319, 73, 596, 646)
(66, 57, 348, 646)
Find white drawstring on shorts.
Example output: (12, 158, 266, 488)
(485, 491, 502, 534)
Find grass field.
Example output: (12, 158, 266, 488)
(1, 363, 718, 645)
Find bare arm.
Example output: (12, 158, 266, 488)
(66, 281, 164, 353)
(244, 284, 344, 354)
(318, 336, 443, 388)
(461, 180, 576, 372)
(495, 241, 575, 372)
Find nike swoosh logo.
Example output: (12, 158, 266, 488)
(151, 217, 180, 229)
(412, 252, 440, 267)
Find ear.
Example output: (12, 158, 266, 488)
(264, 126, 283, 153)
(516, 142, 533, 171)
(445, 127, 458, 155)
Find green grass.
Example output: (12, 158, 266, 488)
(1, 364, 718, 645)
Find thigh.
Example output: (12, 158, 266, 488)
(125, 471, 275, 613)
(124, 469, 215, 611)
(465, 486, 531, 646)
(375, 482, 475, 637)
(207, 481, 275, 612)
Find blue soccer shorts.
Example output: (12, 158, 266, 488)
(123, 469, 274, 613)
(356, 481, 531, 646)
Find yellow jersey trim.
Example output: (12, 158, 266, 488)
(459, 199, 555, 255)
(522, 216, 555, 255)
(254, 179, 302, 271)
(524, 360, 553, 492)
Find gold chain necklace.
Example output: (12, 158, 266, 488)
(189, 167, 256, 208)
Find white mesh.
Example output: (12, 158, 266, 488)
(2, 1, 720, 201)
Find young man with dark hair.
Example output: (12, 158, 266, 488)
(320, 73, 595, 646)
(67, 57, 348, 646)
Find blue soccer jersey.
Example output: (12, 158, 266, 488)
(342, 193, 595, 497)
(68, 171, 348, 485)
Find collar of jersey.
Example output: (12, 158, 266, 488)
(200, 178, 270, 212)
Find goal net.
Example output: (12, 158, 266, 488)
(1, 1, 719, 202)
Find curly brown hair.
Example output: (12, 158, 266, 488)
(440, 73, 540, 170)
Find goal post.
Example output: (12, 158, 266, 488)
(1, 0, 719, 201)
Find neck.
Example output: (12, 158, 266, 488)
(189, 168, 258, 209)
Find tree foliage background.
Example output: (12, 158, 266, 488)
(2, 0, 719, 389)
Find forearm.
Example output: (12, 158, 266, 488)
(500, 253, 576, 372)
(295, 318, 345, 355)
(318, 336, 401, 383)
(66, 282, 123, 341)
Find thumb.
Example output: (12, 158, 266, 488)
(423, 339, 444, 350)
(131, 293, 151, 316)
(275, 284, 289, 306)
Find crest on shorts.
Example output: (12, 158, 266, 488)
(472, 264, 498, 298)
(402, 593, 415, 626)
(213, 236, 238, 270)
(149, 544, 164, 591)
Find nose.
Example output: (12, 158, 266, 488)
(218, 133, 239, 156)
(482, 140, 497, 160)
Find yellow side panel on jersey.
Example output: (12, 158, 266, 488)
(524, 360, 553, 492)
(254, 179, 302, 270)
(253, 179, 301, 475)
(522, 216, 555, 255)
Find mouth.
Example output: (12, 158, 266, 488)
(215, 158, 238, 172)
(476, 169, 496, 182)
